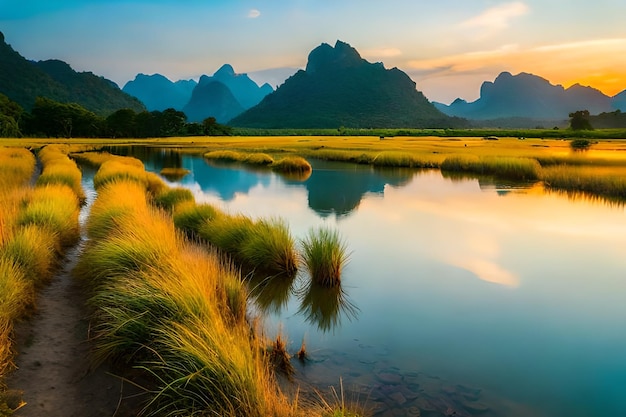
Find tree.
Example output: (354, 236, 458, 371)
(160, 108, 187, 136)
(26, 97, 103, 137)
(202, 116, 232, 136)
(106, 108, 137, 138)
(0, 93, 23, 137)
(569, 110, 593, 130)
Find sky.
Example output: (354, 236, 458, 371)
(2, 0, 626, 104)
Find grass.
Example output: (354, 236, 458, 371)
(17, 184, 81, 248)
(541, 166, 626, 201)
(199, 214, 298, 277)
(271, 156, 312, 174)
(172, 201, 220, 236)
(73, 165, 305, 416)
(205, 150, 275, 166)
(441, 155, 541, 181)
(159, 167, 191, 181)
(36, 145, 86, 201)
(153, 187, 195, 211)
(300, 227, 349, 288)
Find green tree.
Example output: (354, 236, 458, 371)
(0, 93, 23, 137)
(26, 97, 103, 137)
(569, 110, 593, 130)
(106, 108, 137, 138)
(202, 116, 232, 136)
(160, 108, 187, 136)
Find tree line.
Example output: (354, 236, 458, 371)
(0, 94, 232, 138)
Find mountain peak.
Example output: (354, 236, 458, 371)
(214, 64, 236, 78)
(305, 40, 364, 74)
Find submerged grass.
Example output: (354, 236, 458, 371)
(300, 227, 349, 288)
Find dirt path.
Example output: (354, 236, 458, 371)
(7, 178, 143, 417)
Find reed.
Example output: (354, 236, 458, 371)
(300, 227, 349, 287)
(244, 152, 275, 166)
(204, 150, 245, 162)
(306, 149, 373, 165)
(198, 214, 255, 256)
(153, 187, 195, 211)
(0, 147, 36, 189)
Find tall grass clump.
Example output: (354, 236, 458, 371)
(204, 150, 275, 166)
(0, 147, 36, 190)
(199, 214, 298, 277)
(74, 162, 302, 416)
(159, 167, 191, 181)
(541, 166, 626, 201)
(153, 187, 194, 211)
(173, 201, 220, 237)
(372, 151, 436, 168)
(240, 218, 298, 276)
(17, 184, 80, 247)
(36, 145, 85, 201)
(441, 155, 540, 181)
(271, 156, 312, 174)
(300, 227, 349, 287)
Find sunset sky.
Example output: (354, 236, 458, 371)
(2, 0, 625, 104)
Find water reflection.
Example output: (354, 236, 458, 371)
(285, 161, 417, 217)
(296, 279, 359, 333)
(249, 272, 297, 315)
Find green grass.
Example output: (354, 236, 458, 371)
(300, 227, 349, 288)
(172, 201, 220, 236)
(1, 225, 57, 286)
(240, 218, 298, 277)
(153, 187, 195, 211)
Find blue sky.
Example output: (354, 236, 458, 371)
(2, 0, 625, 103)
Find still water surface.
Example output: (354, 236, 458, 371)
(114, 148, 626, 417)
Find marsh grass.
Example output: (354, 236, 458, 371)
(75, 164, 305, 417)
(297, 281, 358, 333)
(271, 156, 312, 174)
(541, 166, 626, 201)
(17, 185, 80, 247)
(159, 167, 190, 181)
(241, 219, 298, 277)
(36, 145, 86, 201)
(1, 225, 57, 286)
(300, 227, 349, 287)
(372, 151, 437, 168)
(441, 155, 541, 181)
(153, 187, 194, 211)
(199, 215, 298, 276)
(314, 378, 366, 417)
(205, 150, 275, 166)
(172, 201, 219, 236)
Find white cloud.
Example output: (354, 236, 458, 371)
(460, 2, 529, 33)
(248, 9, 261, 19)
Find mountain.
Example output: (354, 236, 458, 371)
(210, 64, 273, 109)
(123, 74, 197, 111)
(435, 72, 613, 121)
(181, 64, 273, 123)
(0, 32, 144, 115)
(612, 90, 626, 111)
(183, 79, 244, 123)
(230, 40, 460, 129)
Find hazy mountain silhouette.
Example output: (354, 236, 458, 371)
(0, 32, 144, 115)
(181, 64, 273, 123)
(435, 72, 613, 121)
(612, 90, 626, 111)
(122, 74, 197, 111)
(230, 40, 462, 128)
(183, 79, 244, 123)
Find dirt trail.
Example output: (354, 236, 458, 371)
(7, 178, 143, 417)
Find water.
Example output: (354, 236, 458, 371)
(109, 147, 626, 417)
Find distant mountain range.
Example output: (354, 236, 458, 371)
(434, 71, 626, 126)
(0, 31, 144, 115)
(231, 40, 462, 128)
(2, 29, 626, 128)
(123, 64, 273, 123)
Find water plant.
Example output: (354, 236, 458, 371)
(300, 227, 349, 287)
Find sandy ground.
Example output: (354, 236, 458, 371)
(6, 240, 145, 417)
